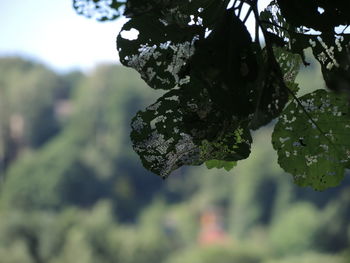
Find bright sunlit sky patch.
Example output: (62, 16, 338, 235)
(0, 0, 127, 72)
(0, 0, 270, 73)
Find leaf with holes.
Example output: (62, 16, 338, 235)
(276, 0, 350, 32)
(117, 0, 229, 90)
(287, 33, 350, 93)
(117, 13, 203, 90)
(131, 87, 251, 178)
(248, 46, 300, 130)
(272, 89, 350, 190)
(73, 0, 124, 21)
(261, 1, 350, 93)
(274, 47, 301, 85)
(124, 0, 229, 26)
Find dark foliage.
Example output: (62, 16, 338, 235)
(74, 0, 350, 190)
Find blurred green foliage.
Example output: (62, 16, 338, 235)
(0, 57, 349, 262)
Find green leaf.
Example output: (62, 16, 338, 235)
(276, 0, 350, 32)
(73, 0, 124, 21)
(308, 34, 350, 93)
(189, 7, 258, 118)
(285, 32, 350, 94)
(274, 46, 301, 85)
(130, 87, 251, 178)
(205, 160, 237, 171)
(117, 0, 229, 90)
(272, 89, 350, 190)
(117, 13, 203, 90)
(261, 1, 350, 93)
(248, 46, 300, 130)
(124, 0, 229, 26)
(260, 0, 291, 41)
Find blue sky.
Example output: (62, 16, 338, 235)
(0, 0, 126, 72)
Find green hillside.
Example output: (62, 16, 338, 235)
(0, 57, 349, 263)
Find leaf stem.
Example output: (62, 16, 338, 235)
(252, 4, 334, 145)
(341, 25, 350, 34)
(232, 0, 239, 9)
(236, 1, 244, 17)
(242, 7, 253, 24)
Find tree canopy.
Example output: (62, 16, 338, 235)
(73, 0, 350, 190)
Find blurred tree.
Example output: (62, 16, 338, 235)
(0, 64, 166, 220)
(0, 57, 71, 173)
(268, 202, 320, 256)
(165, 245, 263, 263)
(0, 55, 349, 262)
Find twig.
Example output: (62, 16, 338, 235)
(252, 4, 335, 146)
(242, 7, 253, 24)
(236, 1, 244, 17)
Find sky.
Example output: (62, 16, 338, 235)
(0, 0, 270, 73)
(0, 0, 126, 72)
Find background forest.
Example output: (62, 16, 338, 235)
(0, 56, 350, 263)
